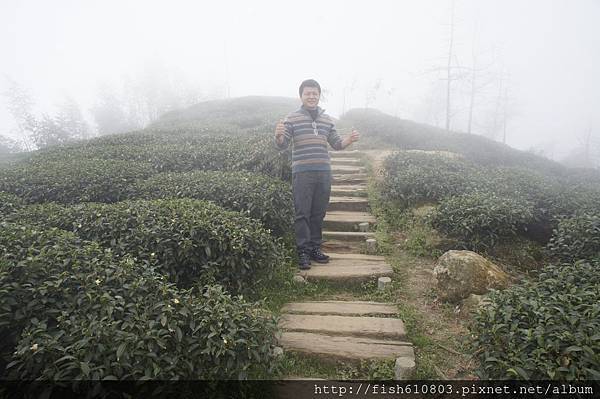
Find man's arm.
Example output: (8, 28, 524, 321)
(275, 119, 292, 150)
(340, 130, 360, 149)
(327, 121, 360, 150)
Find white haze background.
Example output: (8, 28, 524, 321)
(1, 0, 599, 160)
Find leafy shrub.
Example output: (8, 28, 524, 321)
(11, 198, 285, 293)
(0, 158, 155, 204)
(547, 213, 600, 263)
(381, 151, 600, 248)
(431, 191, 535, 250)
(26, 129, 290, 180)
(380, 151, 482, 207)
(471, 260, 600, 380)
(0, 192, 23, 219)
(129, 170, 293, 238)
(0, 223, 278, 380)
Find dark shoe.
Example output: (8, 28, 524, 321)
(310, 247, 330, 263)
(298, 252, 311, 270)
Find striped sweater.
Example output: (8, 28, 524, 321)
(275, 105, 343, 174)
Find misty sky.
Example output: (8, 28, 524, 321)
(1, 0, 599, 160)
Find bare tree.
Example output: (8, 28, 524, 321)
(365, 78, 383, 108)
(562, 124, 599, 169)
(465, 21, 497, 135)
(0, 133, 22, 154)
(445, 0, 456, 131)
(2, 76, 35, 151)
(91, 82, 140, 136)
(55, 96, 91, 140)
(341, 77, 358, 115)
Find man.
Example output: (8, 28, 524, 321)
(275, 79, 360, 270)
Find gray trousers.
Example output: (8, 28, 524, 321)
(292, 170, 332, 254)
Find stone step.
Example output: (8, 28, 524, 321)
(323, 252, 387, 261)
(279, 314, 406, 340)
(300, 254, 392, 282)
(279, 332, 414, 362)
(321, 239, 363, 254)
(329, 150, 362, 159)
(323, 211, 376, 231)
(328, 197, 369, 212)
(323, 231, 375, 242)
(330, 165, 366, 175)
(330, 187, 368, 197)
(281, 300, 398, 316)
(332, 174, 368, 185)
(330, 158, 363, 166)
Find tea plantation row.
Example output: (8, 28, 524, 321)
(0, 112, 296, 381)
(0, 223, 278, 381)
(379, 151, 600, 380)
(381, 151, 600, 257)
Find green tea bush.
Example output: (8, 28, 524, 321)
(0, 223, 278, 380)
(0, 192, 23, 219)
(12, 198, 285, 292)
(27, 130, 290, 180)
(431, 191, 536, 250)
(0, 158, 155, 204)
(471, 259, 600, 380)
(381, 151, 600, 248)
(547, 213, 600, 263)
(380, 151, 483, 207)
(129, 170, 293, 238)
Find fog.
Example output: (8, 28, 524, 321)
(1, 0, 599, 161)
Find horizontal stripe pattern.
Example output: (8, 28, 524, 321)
(275, 106, 343, 173)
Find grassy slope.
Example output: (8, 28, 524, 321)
(3, 97, 596, 379)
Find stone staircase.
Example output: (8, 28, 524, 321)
(278, 150, 415, 379)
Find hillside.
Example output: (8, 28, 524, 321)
(0, 96, 598, 385)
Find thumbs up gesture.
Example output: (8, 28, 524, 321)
(275, 119, 286, 143)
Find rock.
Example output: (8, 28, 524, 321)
(366, 238, 377, 254)
(377, 276, 391, 291)
(292, 275, 307, 284)
(394, 356, 416, 379)
(358, 222, 370, 232)
(460, 294, 491, 314)
(272, 346, 284, 358)
(433, 250, 509, 303)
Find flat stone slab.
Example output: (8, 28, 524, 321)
(281, 301, 399, 316)
(328, 196, 369, 212)
(329, 150, 362, 158)
(324, 211, 376, 231)
(302, 256, 393, 281)
(279, 332, 414, 362)
(330, 184, 368, 191)
(324, 212, 370, 223)
(323, 231, 376, 242)
(330, 157, 363, 166)
(330, 187, 368, 197)
(332, 174, 368, 185)
(330, 165, 366, 174)
(321, 239, 363, 253)
(279, 314, 406, 340)
(326, 252, 386, 261)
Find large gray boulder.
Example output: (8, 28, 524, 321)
(433, 250, 509, 303)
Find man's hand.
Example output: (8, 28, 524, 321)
(341, 128, 360, 149)
(275, 119, 286, 144)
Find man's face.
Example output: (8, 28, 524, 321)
(300, 86, 320, 109)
